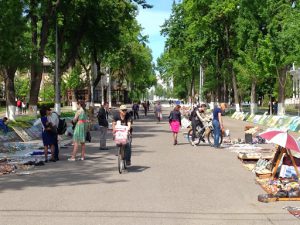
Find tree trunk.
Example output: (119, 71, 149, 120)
(190, 73, 195, 105)
(223, 80, 227, 103)
(277, 67, 288, 115)
(225, 24, 240, 112)
(29, 68, 42, 115)
(28, 0, 39, 115)
(250, 79, 257, 115)
(71, 89, 77, 111)
(232, 70, 240, 112)
(89, 61, 96, 106)
(28, 0, 59, 115)
(3, 68, 17, 120)
(210, 91, 215, 109)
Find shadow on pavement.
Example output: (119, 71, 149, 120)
(0, 111, 171, 192)
(127, 165, 150, 173)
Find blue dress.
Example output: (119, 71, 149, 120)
(41, 116, 55, 146)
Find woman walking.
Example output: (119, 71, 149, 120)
(40, 107, 56, 162)
(154, 101, 162, 122)
(212, 103, 226, 148)
(69, 100, 88, 161)
(168, 105, 182, 145)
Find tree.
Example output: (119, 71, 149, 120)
(0, 0, 29, 119)
(105, 18, 155, 102)
(25, 0, 60, 114)
(15, 74, 30, 99)
(262, 0, 300, 115)
(157, 0, 300, 115)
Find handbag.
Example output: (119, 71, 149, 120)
(71, 120, 77, 130)
(50, 125, 57, 134)
(85, 131, 91, 142)
(46, 124, 57, 134)
(159, 112, 163, 119)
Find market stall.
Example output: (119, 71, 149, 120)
(257, 130, 300, 202)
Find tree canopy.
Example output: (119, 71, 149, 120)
(158, 0, 300, 114)
(0, 0, 155, 117)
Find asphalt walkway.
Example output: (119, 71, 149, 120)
(0, 108, 299, 225)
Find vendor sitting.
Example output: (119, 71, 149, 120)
(0, 117, 9, 134)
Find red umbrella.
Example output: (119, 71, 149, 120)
(259, 130, 300, 153)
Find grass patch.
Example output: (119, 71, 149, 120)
(61, 111, 75, 117)
(8, 115, 37, 129)
(4, 110, 75, 129)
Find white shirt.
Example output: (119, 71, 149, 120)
(49, 112, 59, 127)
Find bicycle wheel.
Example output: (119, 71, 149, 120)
(187, 128, 201, 146)
(123, 145, 127, 170)
(118, 145, 125, 174)
(207, 130, 223, 146)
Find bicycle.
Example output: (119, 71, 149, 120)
(117, 142, 127, 174)
(114, 125, 131, 174)
(187, 119, 223, 146)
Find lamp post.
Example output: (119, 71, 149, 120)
(54, 14, 61, 114)
(199, 63, 204, 103)
(106, 67, 112, 108)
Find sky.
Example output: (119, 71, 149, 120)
(136, 0, 174, 63)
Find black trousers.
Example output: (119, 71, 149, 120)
(133, 110, 139, 119)
(191, 119, 204, 141)
(54, 133, 59, 160)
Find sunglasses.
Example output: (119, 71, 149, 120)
(121, 109, 127, 112)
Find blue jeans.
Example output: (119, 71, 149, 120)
(212, 119, 221, 147)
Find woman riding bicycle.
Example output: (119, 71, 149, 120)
(112, 105, 133, 166)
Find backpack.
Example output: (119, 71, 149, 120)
(188, 107, 197, 121)
(53, 112, 67, 135)
(168, 112, 173, 122)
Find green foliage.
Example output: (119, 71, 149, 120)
(15, 75, 30, 98)
(62, 63, 84, 91)
(60, 111, 75, 117)
(158, 0, 300, 108)
(39, 84, 55, 102)
(154, 84, 165, 97)
(0, 0, 29, 69)
(37, 102, 55, 109)
(106, 17, 155, 99)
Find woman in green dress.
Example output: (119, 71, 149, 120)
(68, 100, 88, 161)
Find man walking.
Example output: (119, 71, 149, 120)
(132, 102, 139, 120)
(97, 102, 109, 150)
(46, 107, 60, 160)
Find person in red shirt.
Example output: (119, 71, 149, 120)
(16, 99, 22, 115)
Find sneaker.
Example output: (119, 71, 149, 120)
(126, 161, 131, 166)
(67, 158, 76, 161)
(79, 157, 85, 161)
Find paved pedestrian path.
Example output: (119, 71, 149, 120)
(0, 108, 299, 225)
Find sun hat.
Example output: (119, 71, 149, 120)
(120, 105, 127, 110)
